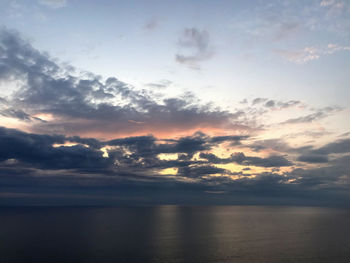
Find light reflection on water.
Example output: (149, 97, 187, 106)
(0, 206, 349, 262)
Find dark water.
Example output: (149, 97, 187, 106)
(0, 206, 350, 263)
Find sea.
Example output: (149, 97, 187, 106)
(0, 206, 349, 262)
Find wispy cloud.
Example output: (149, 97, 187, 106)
(143, 18, 158, 31)
(320, 0, 345, 10)
(38, 0, 66, 9)
(250, 98, 302, 110)
(320, 0, 337, 7)
(281, 107, 341, 124)
(275, 43, 350, 63)
(145, 80, 172, 89)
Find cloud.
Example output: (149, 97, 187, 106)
(338, 131, 350, 137)
(38, 0, 67, 9)
(320, 0, 345, 11)
(297, 154, 329, 163)
(311, 138, 350, 155)
(281, 106, 341, 124)
(0, 126, 108, 170)
(145, 80, 172, 89)
(320, 0, 336, 7)
(275, 44, 350, 64)
(210, 135, 248, 144)
(275, 47, 320, 64)
(266, 100, 300, 109)
(252, 98, 268, 105)
(251, 98, 301, 109)
(248, 139, 293, 153)
(199, 152, 292, 167)
(175, 28, 214, 69)
(289, 154, 350, 190)
(0, 108, 42, 122)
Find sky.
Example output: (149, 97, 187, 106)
(0, 0, 349, 206)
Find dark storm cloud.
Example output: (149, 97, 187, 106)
(310, 138, 350, 155)
(0, 127, 217, 173)
(103, 132, 249, 171)
(244, 154, 292, 167)
(175, 28, 214, 69)
(289, 154, 350, 189)
(297, 154, 329, 163)
(290, 138, 350, 164)
(0, 125, 349, 206)
(0, 127, 110, 170)
(248, 138, 293, 153)
(210, 135, 248, 144)
(177, 165, 227, 177)
(199, 152, 292, 167)
(247, 137, 350, 166)
(0, 28, 240, 137)
(0, 127, 289, 176)
(106, 132, 209, 158)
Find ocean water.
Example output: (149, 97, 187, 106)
(0, 206, 349, 263)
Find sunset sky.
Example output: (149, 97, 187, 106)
(0, 0, 350, 206)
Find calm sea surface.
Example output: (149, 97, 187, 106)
(0, 206, 349, 263)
